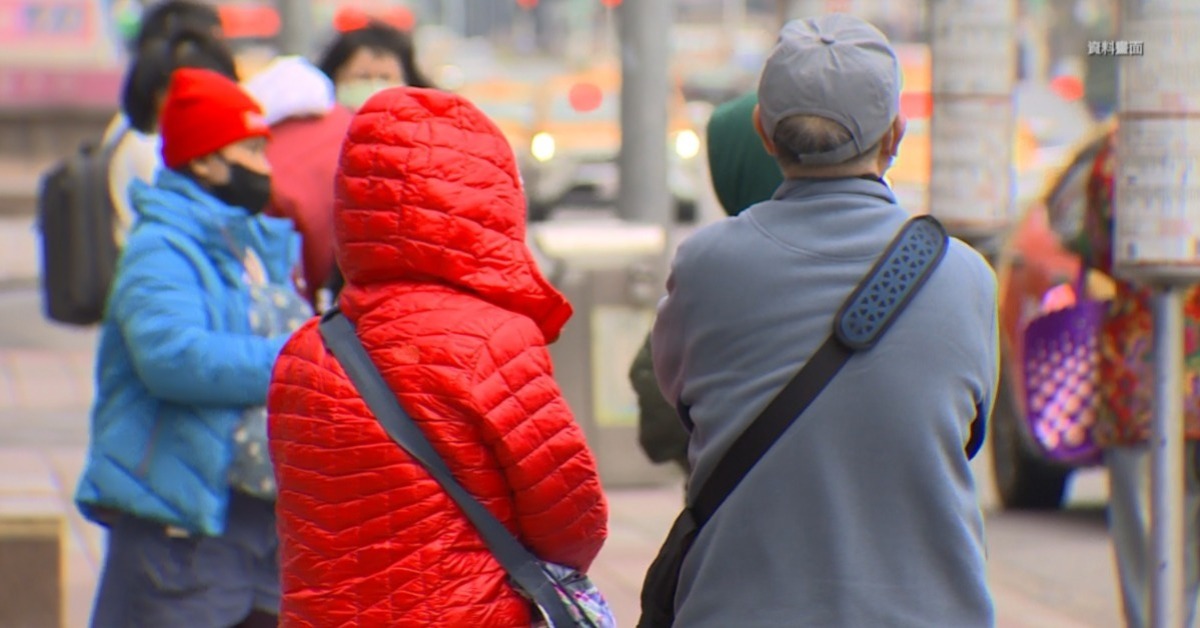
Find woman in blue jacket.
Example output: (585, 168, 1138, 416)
(76, 68, 310, 628)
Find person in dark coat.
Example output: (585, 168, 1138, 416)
(629, 91, 783, 474)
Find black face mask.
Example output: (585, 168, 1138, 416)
(210, 161, 272, 215)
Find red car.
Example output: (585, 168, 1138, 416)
(991, 122, 1116, 509)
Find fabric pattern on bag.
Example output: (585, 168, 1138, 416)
(533, 563, 615, 628)
(230, 248, 311, 500)
(1022, 278, 1106, 465)
(1070, 131, 1200, 446)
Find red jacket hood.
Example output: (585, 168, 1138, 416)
(334, 87, 572, 341)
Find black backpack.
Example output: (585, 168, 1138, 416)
(37, 123, 129, 326)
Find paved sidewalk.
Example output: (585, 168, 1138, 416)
(0, 216, 40, 286)
(0, 440, 1115, 628)
(0, 159, 46, 215)
(0, 446, 101, 628)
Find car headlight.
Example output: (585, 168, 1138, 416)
(531, 132, 556, 163)
(674, 129, 701, 160)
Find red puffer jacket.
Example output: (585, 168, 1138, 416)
(267, 88, 609, 627)
(264, 105, 353, 305)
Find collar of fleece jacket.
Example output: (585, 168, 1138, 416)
(333, 87, 573, 342)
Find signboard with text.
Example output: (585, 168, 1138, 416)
(0, 0, 122, 109)
(0, 0, 120, 66)
(1113, 8, 1200, 282)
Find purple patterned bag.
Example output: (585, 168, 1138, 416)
(1022, 272, 1107, 466)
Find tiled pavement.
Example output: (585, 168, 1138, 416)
(0, 216, 40, 286)
(0, 441, 686, 628)
(1, 439, 1111, 628)
(0, 158, 45, 206)
(0, 446, 103, 628)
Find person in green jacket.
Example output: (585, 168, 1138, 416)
(629, 91, 783, 474)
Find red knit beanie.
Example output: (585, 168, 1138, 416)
(160, 68, 271, 169)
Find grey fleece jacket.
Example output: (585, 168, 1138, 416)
(651, 177, 997, 627)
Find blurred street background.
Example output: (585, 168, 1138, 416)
(0, 0, 1138, 626)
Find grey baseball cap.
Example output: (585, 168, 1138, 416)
(757, 14, 901, 166)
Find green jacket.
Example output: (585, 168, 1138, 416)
(630, 334, 689, 469)
(705, 92, 784, 217)
(630, 91, 783, 470)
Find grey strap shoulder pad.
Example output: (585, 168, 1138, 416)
(834, 215, 949, 351)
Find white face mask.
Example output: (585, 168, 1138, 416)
(335, 79, 400, 110)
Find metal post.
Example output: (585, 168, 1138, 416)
(778, 0, 821, 24)
(927, 0, 1018, 241)
(723, 0, 746, 27)
(276, 0, 314, 57)
(779, 0, 857, 23)
(443, 0, 466, 37)
(776, 1, 791, 30)
(616, 0, 671, 227)
(722, 0, 746, 54)
(1113, 2, 1200, 626)
(1151, 290, 1187, 627)
(565, 0, 591, 64)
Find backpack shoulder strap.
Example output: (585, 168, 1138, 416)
(690, 215, 949, 526)
(99, 119, 132, 162)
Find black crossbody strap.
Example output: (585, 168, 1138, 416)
(691, 216, 949, 526)
(318, 312, 582, 628)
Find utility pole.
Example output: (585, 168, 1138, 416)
(777, 0, 810, 27)
(723, 0, 746, 27)
(1112, 2, 1200, 626)
(443, 0, 467, 37)
(776, 1, 790, 30)
(927, 0, 1018, 251)
(616, 0, 671, 227)
(723, 0, 746, 54)
(565, 0, 592, 65)
(778, 0, 858, 26)
(276, 0, 314, 57)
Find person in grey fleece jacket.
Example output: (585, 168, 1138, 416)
(650, 15, 997, 627)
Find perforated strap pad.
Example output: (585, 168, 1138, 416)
(834, 216, 949, 351)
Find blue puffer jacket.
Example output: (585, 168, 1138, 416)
(75, 168, 300, 536)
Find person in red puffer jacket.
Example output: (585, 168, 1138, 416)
(266, 86, 609, 627)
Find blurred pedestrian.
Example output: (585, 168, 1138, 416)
(244, 56, 353, 309)
(127, 0, 224, 52)
(314, 20, 436, 307)
(111, 28, 239, 244)
(317, 20, 435, 111)
(629, 90, 783, 476)
(641, 15, 996, 626)
(267, 86, 608, 626)
(104, 0, 230, 238)
(76, 68, 307, 628)
(1069, 128, 1200, 628)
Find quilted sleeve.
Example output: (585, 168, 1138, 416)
(471, 315, 608, 572)
(111, 229, 288, 407)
